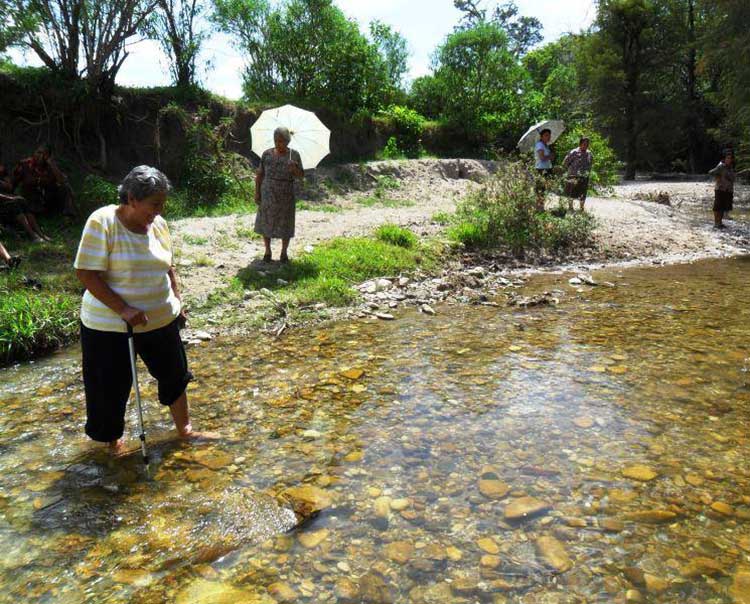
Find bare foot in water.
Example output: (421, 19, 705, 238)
(178, 425, 220, 441)
(108, 439, 127, 456)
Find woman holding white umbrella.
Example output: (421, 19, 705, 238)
(254, 127, 304, 263)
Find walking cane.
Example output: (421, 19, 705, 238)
(126, 323, 150, 475)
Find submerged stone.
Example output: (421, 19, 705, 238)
(622, 465, 658, 481)
(175, 579, 273, 604)
(623, 510, 677, 524)
(504, 497, 552, 520)
(536, 536, 572, 572)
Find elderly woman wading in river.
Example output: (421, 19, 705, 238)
(74, 166, 214, 455)
(254, 127, 304, 263)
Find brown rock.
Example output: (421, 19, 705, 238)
(268, 582, 297, 602)
(385, 541, 414, 565)
(359, 572, 393, 604)
(481, 555, 501, 568)
(536, 536, 572, 573)
(601, 518, 625, 532)
(335, 578, 359, 601)
(623, 510, 677, 524)
(731, 569, 750, 604)
(477, 537, 499, 555)
(504, 497, 552, 521)
(711, 501, 734, 516)
(680, 557, 726, 579)
(644, 574, 670, 594)
(280, 485, 334, 512)
(622, 465, 658, 481)
(478, 468, 510, 500)
(298, 528, 329, 549)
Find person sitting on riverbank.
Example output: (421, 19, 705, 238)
(535, 129, 555, 212)
(708, 150, 735, 229)
(12, 144, 77, 217)
(562, 137, 594, 212)
(0, 159, 50, 241)
(0, 239, 21, 269)
(254, 127, 304, 263)
(74, 165, 214, 455)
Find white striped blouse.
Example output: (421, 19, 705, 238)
(74, 205, 181, 333)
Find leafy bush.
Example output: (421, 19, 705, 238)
(555, 123, 621, 190)
(375, 224, 417, 248)
(378, 105, 427, 158)
(450, 161, 596, 256)
(77, 174, 118, 214)
(381, 136, 405, 160)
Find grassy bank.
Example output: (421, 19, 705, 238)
(0, 222, 82, 365)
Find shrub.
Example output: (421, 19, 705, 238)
(381, 136, 405, 160)
(378, 105, 427, 158)
(375, 224, 417, 248)
(451, 161, 596, 256)
(77, 175, 118, 214)
(555, 123, 621, 190)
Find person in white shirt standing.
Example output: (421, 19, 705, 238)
(534, 129, 554, 212)
(562, 137, 594, 212)
(74, 166, 215, 455)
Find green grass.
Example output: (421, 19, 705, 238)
(0, 220, 83, 365)
(182, 234, 208, 245)
(236, 226, 262, 241)
(356, 195, 414, 208)
(237, 236, 439, 307)
(431, 211, 453, 225)
(166, 188, 257, 219)
(297, 201, 343, 213)
(375, 224, 418, 249)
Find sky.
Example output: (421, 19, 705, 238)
(8, 0, 596, 100)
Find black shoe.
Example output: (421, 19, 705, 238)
(7, 256, 21, 269)
(280, 253, 290, 264)
(263, 253, 272, 262)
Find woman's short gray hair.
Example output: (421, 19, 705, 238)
(118, 165, 172, 204)
(274, 127, 292, 144)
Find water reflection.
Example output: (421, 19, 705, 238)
(2, 257, 750, 603)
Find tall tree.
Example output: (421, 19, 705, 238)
(146, 0, 207, 88)
(583, 0, 664, 179)
(369, 19, 409, 92)
(7, 0, 156, 93)
(454, 0, 542, 56)
(214, 0, 389, 115)
(704, 0, 750, 160)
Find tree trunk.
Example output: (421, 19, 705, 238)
(685, 0, 698, 173)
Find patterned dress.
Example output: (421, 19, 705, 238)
(254, 148, 303, 239)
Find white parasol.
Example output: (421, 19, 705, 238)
(517, 120, 566, 153)
(250, 104, 331, 169)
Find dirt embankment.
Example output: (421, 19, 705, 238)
(170, 159, 750, 338)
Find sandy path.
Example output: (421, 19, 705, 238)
(170, 160, 750, 305)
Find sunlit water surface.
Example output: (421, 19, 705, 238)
(2, 257, 750, 603)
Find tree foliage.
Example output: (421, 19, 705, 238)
(213, 0, 392, 115)
(146, 0, 208, 88)
(5, 0, 156, 93)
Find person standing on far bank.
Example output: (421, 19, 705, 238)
(562, 137, 594, 212)
(75, 166, 214, 455)
(708, 150, 735, 229)
(254, 127, 304, 263)
(535, 128, 554, 212)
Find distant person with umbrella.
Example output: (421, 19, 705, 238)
(534, 128, 555, 211)
(562, 136, 594, 212)
(254, 127, 304, 263)
(708, 150, 735, 229)
(74, 165, 212, 455)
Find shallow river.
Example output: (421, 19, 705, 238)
(2, 257, 750, 604)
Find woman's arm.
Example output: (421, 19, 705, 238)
(290, 152, 304, 178)
(76, 269, 147, 326)
(255, 167, 263, 203)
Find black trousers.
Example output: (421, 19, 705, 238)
(81, 318, 192, 442)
